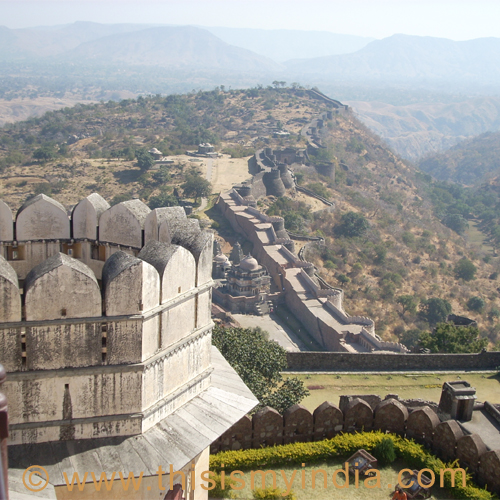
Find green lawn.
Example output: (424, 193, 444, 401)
(223, 459, 457, 500)
(291, 372, 500, 412)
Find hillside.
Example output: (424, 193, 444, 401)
(347, 97, 500, 160)
(203, 27, 373, 62)
(1, 87, 499, 346)
(0, 22, 156, 60)
(285, 34, 500, 85)
(63, 26, 280, 71)
(418, 131, 500, 184)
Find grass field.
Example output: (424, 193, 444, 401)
(290, 372, 500, 411)
(225, 459, 455, 500)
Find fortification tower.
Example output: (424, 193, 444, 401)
(0, 193, 257, 499)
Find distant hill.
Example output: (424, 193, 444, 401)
(285, 34, 500, 84)
(0, 22, 156, 59)
(202, 27, 373, 62)
(418, 131, 500, 185)
(348, 96, 500, 160)
(61, 26, 281, 71)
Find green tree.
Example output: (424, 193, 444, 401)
(211, 325, 308, 414)
(148, 192, 178, 209)
(400, 329, 421, 349)
(418, 297, 452, 326)
(467, 296, 485, 312)
(33, 145, 56, 162)
(454, 257, 477, 281)
(442, 213, 469, 234)
(334, 211, 369, 238)
(135, 150, 155, 171)
(181, 173, 212, 202)
(396, 295, 418, 317)
(418, 323, 488, 353)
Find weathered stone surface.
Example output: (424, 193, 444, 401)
(343, 398, 373, 432)
(456, 434, 487, 474)
(16, 194, 70, 241)
(24, 253, 100, 321)
(99, 199, 150, 248)
(406, 406, 440, 446)
(213, 414, 252, 453)
(0, 199, 13, 241)
(252, 406, 283, 448)
(433, 420, 464, 462)
(373, 398, 408, 435)
(478, 450, 500, 494)
(313, 401, 343, 440)
(0, 255, 20, 322)
(283, 404, 313, 444)
(72, 193, 110, 240)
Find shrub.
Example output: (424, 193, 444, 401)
(454, 258, 477, 281)
(467, 296, 485, 312)
(372, 437, 396, 465)
(210, 432, 493, 500)
(253, 487, 296, 500)
(208, 473, 236, 498)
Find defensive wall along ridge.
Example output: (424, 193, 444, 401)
(217, 188, 407, 354)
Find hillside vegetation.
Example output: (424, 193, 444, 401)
(418, 131, 500, 184)
(1, 87, 499, 346)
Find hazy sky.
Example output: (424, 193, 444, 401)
(1, 0, 499, 40)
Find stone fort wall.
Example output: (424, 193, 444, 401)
(287, 351, 500, 372)
(211, 398, 500, 495)
(0, 193, 215, 446)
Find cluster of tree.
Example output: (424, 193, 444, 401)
(266, 197, 312, 233)
(418, 323, 488, 353)
(418, 173, 500, 246)
(334, 211, 370, 238)
(211, 325, 309, 414)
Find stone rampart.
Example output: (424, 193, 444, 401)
(210, 397, 500, 495)
(286, 350, 500, 372)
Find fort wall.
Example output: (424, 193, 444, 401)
(286, 350, 500, 371)
(211, 396, 500, 495)
(0, 193, 216, 446)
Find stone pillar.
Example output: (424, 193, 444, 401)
(438, 381, 476, 421)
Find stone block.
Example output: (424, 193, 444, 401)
(433, 420, 464, 462)
(406, 406, 440, 446)
(313, 401, 343, 440)
(373, 398, 408, 435)
(343, 398, 373, 432)
(252, 406, 283, 448)
(283, 404, 313, 444)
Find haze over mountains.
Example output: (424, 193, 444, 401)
(1, 21, 500, 160)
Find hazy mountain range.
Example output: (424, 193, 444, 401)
(2, 22, 500, 160)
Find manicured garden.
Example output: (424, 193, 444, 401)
(209, 432, 494, 500)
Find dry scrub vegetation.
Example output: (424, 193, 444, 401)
(0, 87, 498, 345)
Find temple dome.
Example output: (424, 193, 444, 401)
(214, 253, 229, 264)
(239, 255, 259, 271)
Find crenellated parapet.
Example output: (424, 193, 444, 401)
(0, 194, 217, 445)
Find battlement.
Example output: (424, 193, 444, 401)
(0, 194, 218, 445)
